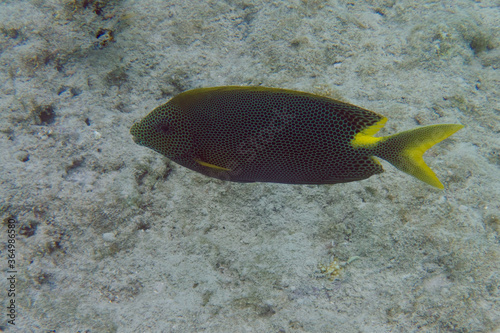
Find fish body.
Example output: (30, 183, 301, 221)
(130, 86, 463, 188)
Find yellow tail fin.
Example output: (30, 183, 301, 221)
(375, 124, 464, 189)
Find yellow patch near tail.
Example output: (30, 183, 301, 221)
(376, 124, 464, 189)
(195, 159, 231, 171)
(351, 117, 388, 148)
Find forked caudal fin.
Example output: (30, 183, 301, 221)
(373, 124, 464, 189)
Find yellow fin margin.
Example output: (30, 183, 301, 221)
(351, 117, 388, 148)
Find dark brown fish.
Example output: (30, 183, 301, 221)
(130, 86, 463, 188)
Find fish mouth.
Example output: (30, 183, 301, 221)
(130, 123, 140, 144)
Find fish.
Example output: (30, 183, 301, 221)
(130, 86, 463, 189)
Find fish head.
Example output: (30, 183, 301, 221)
(130, 103, 192, 158)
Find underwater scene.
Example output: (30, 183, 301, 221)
(0, 0, 498, 332)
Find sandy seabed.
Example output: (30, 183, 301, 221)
(0, 0, 499, 332)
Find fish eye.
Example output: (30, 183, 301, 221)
(157, 123, 172, 135)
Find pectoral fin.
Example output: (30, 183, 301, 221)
(195, 159, 231, 171)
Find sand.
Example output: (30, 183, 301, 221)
(0, 0, 499, 332)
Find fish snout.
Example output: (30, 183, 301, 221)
(130, 122, 142, 144)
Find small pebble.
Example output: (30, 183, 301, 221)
(15, 151, 30, 162)
(102, 232, 115, 242)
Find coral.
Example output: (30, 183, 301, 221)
(318, 258, 342, 281)
(318, 256, 360, 281)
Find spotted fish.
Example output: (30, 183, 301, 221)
(130, 86, 463, 189)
